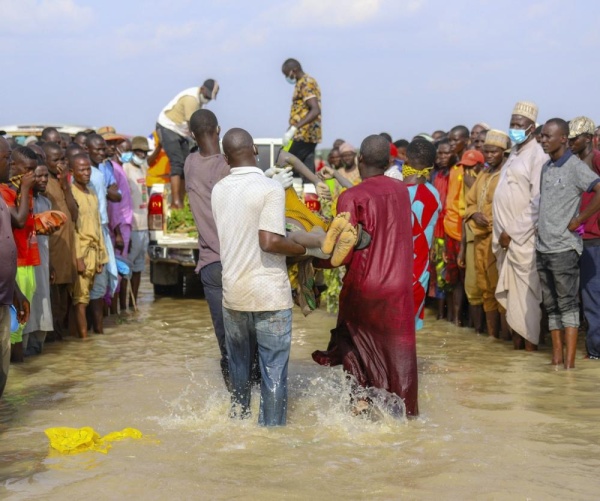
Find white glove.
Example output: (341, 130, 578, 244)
(272, 166, 294, 189)
(264, 167, 276, 178)
(283, 126, 298, 144)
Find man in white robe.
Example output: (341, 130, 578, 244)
(492, 101, 549, 349)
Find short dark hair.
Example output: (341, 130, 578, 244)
(42, 141, 62, 156)
(379, 132, 392, 143)
(359, 135, 390, 170)
(407, 138, 436, 168)
(41, 127, 59, 141)
(436, 137, 451, 148)
(282, 58, 301, 72)
(393, 139, 409, 149)
(545, 118, 569, 137)
(450, 125, 469, 138)
(190, 109, 218, 136)
(85, 133, 104, 146)
(11, 145, 37, 163)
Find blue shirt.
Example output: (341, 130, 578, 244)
(89, 167, 109, 225)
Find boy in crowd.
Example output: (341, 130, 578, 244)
(70, 154, 108, 339)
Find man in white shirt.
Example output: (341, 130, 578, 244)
(156, 80, 219, 208)
(212, 128, 306, 426)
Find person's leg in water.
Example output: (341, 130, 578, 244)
(200, 261, 230, 390)
(73, 303, 88, 339)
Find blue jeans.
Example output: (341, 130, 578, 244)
(200, 262, 229, 384)
(222, 307, 292, 427)
(581, 245, 600, 358)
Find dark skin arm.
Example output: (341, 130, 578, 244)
(114, 224, 124, 251)
(258, 230, 306, 256)
(568, 183, 600, 231)
(107, 183, 122, 202)
(294, 97, 320, 130)
(59, 171, 79, 223)
(276, 150, 320, 185)
(147, 141, 162, 166)
(457, 220, 467, 268)
(8, 172, 34, 229)
(13, 282, 30, 324)
(319, 165, 354, 189)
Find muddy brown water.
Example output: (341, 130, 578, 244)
(1, 278, 599, 500)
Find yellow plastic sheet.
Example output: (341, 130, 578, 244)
(45, 426, 143, 455)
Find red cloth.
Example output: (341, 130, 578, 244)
(312, 176, 418, 417)
(432, 169, 449, 239)
(0, 184, 40, 267)
(581, 150, 600, 240)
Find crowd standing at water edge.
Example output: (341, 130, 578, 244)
(2, 63, 600, 428)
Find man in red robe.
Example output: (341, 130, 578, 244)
(312, 135, 418, 417)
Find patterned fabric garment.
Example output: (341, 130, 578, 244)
(289, 74, 322, 144)
(407, 182, 441, 330)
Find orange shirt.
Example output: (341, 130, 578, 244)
(0, 185, 40, 267)
(443, 165, 465, 241)
(146, 131, 171, 187)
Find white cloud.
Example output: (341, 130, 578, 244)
(285, 0, 423, 27)
(0, 0, 93, 34)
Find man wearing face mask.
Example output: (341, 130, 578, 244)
(156, 79, 219, 208)
(281, 59, 321, 178)
(492, 101, 549, 351)
(123, 137, 150, 311)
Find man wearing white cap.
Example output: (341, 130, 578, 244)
(492, 101, 548, 350)
(156, 79, 219, 208)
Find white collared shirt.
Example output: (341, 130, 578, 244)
(212, 166, 292, 312)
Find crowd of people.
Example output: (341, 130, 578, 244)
(0, 126, 151, 398)
(3, 58, 600, 428)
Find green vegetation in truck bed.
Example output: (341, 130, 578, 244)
(166, 196, 199, 238)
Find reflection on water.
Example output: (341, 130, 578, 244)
(1, 278, 600, 500)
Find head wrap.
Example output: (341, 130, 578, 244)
(402, 164, 432, 179)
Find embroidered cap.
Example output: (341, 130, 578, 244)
(512, 101, 538, 122)
(484, 129, 510, 150)
(568, 116, 596, 139)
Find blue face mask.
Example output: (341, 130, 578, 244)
(285, 76, 296, 85)
(508, 127, 530, 145)
(120, 151, 133, 163)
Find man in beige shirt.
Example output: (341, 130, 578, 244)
(156, 79, 219, 208)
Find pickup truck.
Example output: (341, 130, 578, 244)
(147, 138, 284, 296)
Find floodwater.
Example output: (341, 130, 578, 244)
(1, 279, 600, 501)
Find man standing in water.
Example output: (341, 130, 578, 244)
(212, 128, 306, 426)
(312, 135, 418, 418)
(493, 101, 548, 350)
(537, 118, 600, 368)
(184, 110, 231, 389)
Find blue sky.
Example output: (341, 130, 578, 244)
(1, 0, 597, 148)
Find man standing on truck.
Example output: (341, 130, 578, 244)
(156, 79, 219, 209)
(281, 58, 321, 176)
